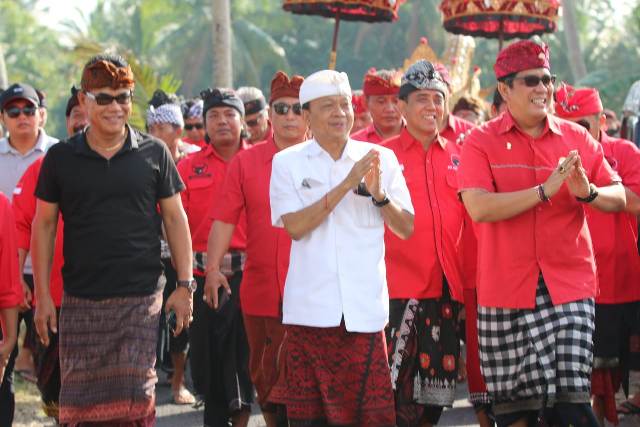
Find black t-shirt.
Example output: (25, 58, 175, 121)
(35, 126, 185, 299)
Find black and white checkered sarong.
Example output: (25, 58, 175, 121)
(477, 277, 595, 415)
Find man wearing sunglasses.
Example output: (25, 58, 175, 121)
(238, 86, 272, 145)
(177, 87, 252, 427)
(203, 71, 306, 427)
(182, 98, 207, 149)
(351, 68, 403, 144)
(555, 84, 640, 425)
(0, 82, 58, 423)
(459, 39, 626, 427)
(31, 55, 193, 427)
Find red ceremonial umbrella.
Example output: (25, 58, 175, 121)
(282, 0, 404, 69)
(439, 0, 560, 49)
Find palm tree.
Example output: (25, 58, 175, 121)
(211, 0, 232, 87)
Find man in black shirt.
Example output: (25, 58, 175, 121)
(31, 55, 194, 426)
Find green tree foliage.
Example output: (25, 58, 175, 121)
(3, 0, 639, 135)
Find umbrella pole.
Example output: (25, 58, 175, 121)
(329, 13, 341, 70)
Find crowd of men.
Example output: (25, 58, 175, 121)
(0, 36, 639, 427)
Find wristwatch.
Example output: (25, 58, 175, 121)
(372, 190, 391, 207)
(575, 183, 599, 203)
(177, 278, 197, 293)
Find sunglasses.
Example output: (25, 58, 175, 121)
(273, 102, 302, 116)
(4, 106, 38, 118)
(576, 119, 591, 131)
(245, 118, 261, 127)
(512, 74, 557, 87)
(85, 91, 132, 106)
(184, 123, 204, 130)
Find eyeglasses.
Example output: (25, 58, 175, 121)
(273, 102, 302, 116)
(85, 91, 132, 106)
(512, 74, 556, 87)
(184, 123, 204, 130)
(576, 119, 591, 131)
(245, 118, 261, 127)
(4, 106, 38, 118)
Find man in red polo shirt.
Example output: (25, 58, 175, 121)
(0, 192, 21, 424)
(177, 88, 251, 427)
(351, 68, 403, 144)
(203, 71, 306, 427)
(458, 39, 626, 427)
(434, 63, 476, 144)
(554, 84, 640, 425)
(383, 59, 475, 427)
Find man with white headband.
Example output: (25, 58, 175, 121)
(269, 69, 414, 426)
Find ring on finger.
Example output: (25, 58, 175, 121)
(558, 166, 565, 174)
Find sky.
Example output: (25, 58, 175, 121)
(33, 0, 635, 33)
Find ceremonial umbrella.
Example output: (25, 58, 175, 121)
(282, 0, 404, 69)
(439, 0, 560, 49)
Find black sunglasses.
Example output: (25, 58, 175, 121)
(184, 123, 204, 130)
(4, 106, 38, 118)
(512, 74, 556, 87)
(245, 118, 260, 127)
(273, 102, 302, 116)
(85, 91, 132, 106)
(576, 119, 591, 131)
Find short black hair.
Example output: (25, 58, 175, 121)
(84, 54, 128, 69)
(492, 88, 504, 110)
(498, 72, 517, 88)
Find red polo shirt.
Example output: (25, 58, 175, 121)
(351, 123, 385, 144)
(441, 114, 475, 144)
(12, 157, 64, 307)
(177, 143, 247, 256)
(211, 137, 291, 317)
(458, 112, 620, 309)
(0, 193, 22, 309)
(383, 128, 473, 302)
(586, 133, 640, 304)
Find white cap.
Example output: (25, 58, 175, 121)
(299, 70, 352, 105)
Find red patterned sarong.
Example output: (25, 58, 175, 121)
(270, 322, 395, 426)
(58, 291, 161, 424)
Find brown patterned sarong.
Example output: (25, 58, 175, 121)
(58, 291, 162, 424)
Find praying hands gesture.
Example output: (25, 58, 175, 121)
(364, 153, 385, 202)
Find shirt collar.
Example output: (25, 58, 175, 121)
(399, 127, 447, 151)
(202, 138, 248, 162)
(0, 129, 52, 155)
(497, 110, 562, 137)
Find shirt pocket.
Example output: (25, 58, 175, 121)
(295, 177, 326, 206)
(445, 170, 459, 191)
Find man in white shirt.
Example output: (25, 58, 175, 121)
(269, 69, 414, 427)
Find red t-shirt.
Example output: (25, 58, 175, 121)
(458, 112, 620, 309)
(382, 128, 474, 302)
(0, 193, 22, 309)
(441, 114, 475, 145)
(351, 123, 385, 144)
(211, 137, 291, 317)
(12, 157, 64, 307)
(177, 143, 248, 259)
(586, 133, 640, 304)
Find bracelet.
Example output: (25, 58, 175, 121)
(576, 183, 599, 203)
(536, 184, 550, 202)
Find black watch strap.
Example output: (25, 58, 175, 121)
(575, 184, 598, 203)
(372, 191, 390, 207)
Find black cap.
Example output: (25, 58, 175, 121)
(200, 88, 244, 117)
(0, 83, 39, 111)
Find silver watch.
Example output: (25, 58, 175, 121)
(177, 278, 197, 293)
